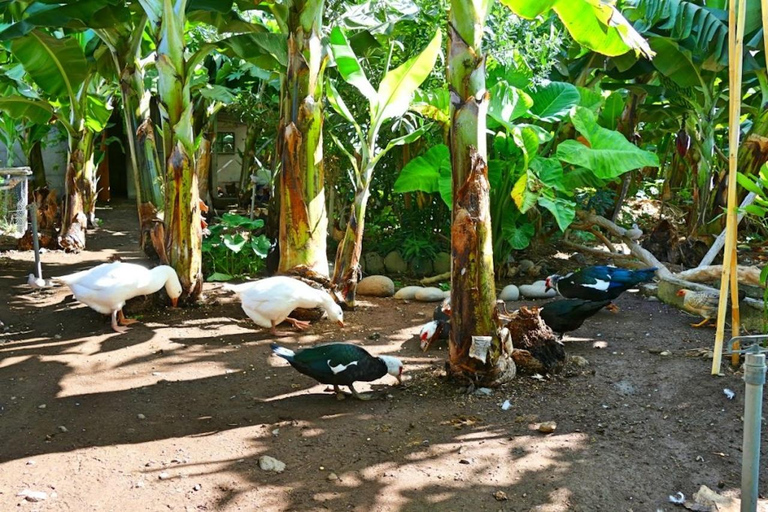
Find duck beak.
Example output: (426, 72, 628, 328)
(171, 297, 178, 307)
(337, 320, 345, 327)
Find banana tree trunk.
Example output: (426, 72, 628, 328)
(59, 129, 95, 251)
(155, 1, 203, 301)
(239, 123, 259, 196)
(332, 180, 369, 306)
(447, 1, 512, 384)
(196, 129, 214, 203)
(277, 0, 329, 277)
(28, 138, 46, 189)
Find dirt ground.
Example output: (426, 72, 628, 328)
(1, 201, 766, 512)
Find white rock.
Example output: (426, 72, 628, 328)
(519, 280, 557, 299)
(442, 290, 450, 298)
(394, 286, 423, 300)
(137, 414, 146, 420)
(259, 455, 286, 473)
(357, 275, 395, 297)
(414, 287, 446, 302)
(158, 472, 170, 480)
(17, 489, 48, 502)
(501, 400, 512, 411)
(498, 284, 520, 301)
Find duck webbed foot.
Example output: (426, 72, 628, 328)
(117, 309, 139, 326)
(690, 317, 713, 328)
(349, 383, 373, 401)
(111, 310, 130, 334)
(605, 303, 620, 313)
(286, 317, 311, 331)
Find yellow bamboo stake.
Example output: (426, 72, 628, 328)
(712, 0, 747, 375)
(729, 242, 740, 366)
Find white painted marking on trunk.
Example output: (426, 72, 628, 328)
(328, 360, 358, 374)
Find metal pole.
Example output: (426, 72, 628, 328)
(29, 202, 42, 280)
(741, 352, 766, 512)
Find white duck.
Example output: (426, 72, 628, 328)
(54, 262, 182, 333)
(224, 276, 344, 335)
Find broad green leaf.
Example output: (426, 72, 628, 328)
(488, 82, 533, 131)
(326, 80, 362, 137)
(250, 235, 271, 257)
(515, 123, 552, 143)
(600, 91, 625, 131)
(760, 264, 768, 285)
(511, 171, 539, 213)
(223, 233, 246, 253)
(577, 87, 603, 112)
(378, 125, 431, 160)
(11, 30, 88, 101)
(412, 88, 450, 125)
(527, 81, 580, 122)
(221, 212, 264, 229)
(329, 27, 377, 103)
(530, 157, 566, 193)
(85, 95, 113, 133)
(438, 168, 452, 209)
(502, 218, 535, 250)
(0, 96, 54, 124)
(501, 0, 653, 58)
(557, 106, 659, 179)
(374, 29, 441, 127)
(393, 144, 449, 194)
(207, 272, 234, 281)
(562, 166, 607, 190)
(538, 195, 576, 231)
(511, 125, 539, 168)
(737, 172, 764, 196)
(648, 36, 700, 89)
(199, 84, 237, 104)
(222, 32, 288, 69)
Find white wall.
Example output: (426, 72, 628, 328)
(212, 118, 248, 193)
(0, 128, 68, 191)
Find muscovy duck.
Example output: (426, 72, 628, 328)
(271, 342, 403, 400)
(54, 262, 182, 333)
(539, 299, 611, 336)
(419, 297, 451, 351)
(545, 266, 657, 302)
(224, 276, 343, 335)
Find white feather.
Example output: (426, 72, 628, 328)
(272, 346, 295, 358)
(328, 360, 358, 374)
(580, 279, 611, 291)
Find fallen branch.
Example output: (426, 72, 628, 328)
(574, 211, 673, 279)
(697, 192, 756, 267)
(561, 240, 639, 263)
(676, 264, 765, 288)
(589, 228, 617, 253)
(421, 271, 451, 285)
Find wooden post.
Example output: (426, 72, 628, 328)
(712, 0, 747, 375)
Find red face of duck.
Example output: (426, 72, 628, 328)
(419, 321, 438, 351)
(545, 276, 557, 292)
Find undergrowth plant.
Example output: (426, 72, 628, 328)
(202, 213, 271, 281)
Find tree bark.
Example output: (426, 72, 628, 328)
(277, 0, 330, 277)
(59, 130, 95, 252)
(331, 183, 368, 306)
(196, 129, 214, 203)
(119, 56, 166, 260)
(28, 139, 46, 189)
(446, 3, 513, 385)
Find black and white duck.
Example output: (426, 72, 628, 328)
(539, 299, 611, 336)
(545, 266, 657, 304)
(271, 342, 403, 400)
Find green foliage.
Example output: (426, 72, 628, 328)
(202, 213, 271, 281)
(401, 237, 437, 262)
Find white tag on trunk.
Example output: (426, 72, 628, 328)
(469, 336, 492, 363)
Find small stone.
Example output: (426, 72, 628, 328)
(158, 472, 170, 480)
(498, 284, 520, 301)
(421, 440, 430, 447)
(193, 484, 202, 491)
(414, 287, 446, 302)
(327, 472, 339, 481)
(38, 404, 46, 409)
(367, 332, 381, 341)
(26, 460, 35, 466)
(137, 414, 146, 420)
(593, 341, 608, 349)
(394, 286, 423, 300)
(17, 489, 48, 502)
(57, 425, 68, 433)
(518, 260, 535, 273)
(272, 428, 280, 436)
(493, 490, 509, 501)
(258, 455, 286, 473)
(357, 275, 395, 297)
(459, 458, 472, 465)
(474, 387, 493, 396)
(134, 480, 145, 488)
(659, 351, 671, 356)
(537, 421, 557, 433)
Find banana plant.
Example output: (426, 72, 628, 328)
(2, 29, 113, 251)
(326, 26, 441, 307)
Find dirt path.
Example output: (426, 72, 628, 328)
(0, 201, 764, 511)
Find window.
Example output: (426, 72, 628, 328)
(216, 132, 235, 154)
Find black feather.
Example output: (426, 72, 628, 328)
(271, 342, 388, 386)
